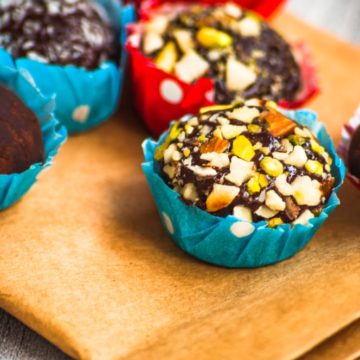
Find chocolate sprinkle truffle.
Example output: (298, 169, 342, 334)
(155, 100, 335, 227)
(0, 0, 118, 69)
(141, 3, 301, 104)
(0, 85, 44, 174)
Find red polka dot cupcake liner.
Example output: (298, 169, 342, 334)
(126, 0, 319, 136)
(338, 105, 360, 190)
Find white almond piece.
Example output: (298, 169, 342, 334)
(281, 138, 294, 153)
(175, 51, 209, 84)
(265, 190, 286, 211)
(238, 17, 261, 37)
(275, 174, 294, 196)
(189, 165, 217, 177)
(146, 15, 169, 34)
(273, 151, 289, 161)
(244, 98, 261, 107)
(206, 184, 239, 212)
(224, 2, 242, 18)
(233, 205, 253, 222)
(221, 124, 246, 139)
(163, 165, 176, 179)
(293, 210, 315, 226)
(172, 150, 182, 161)
(200, 152, 230, 168)
(284, 145, 308, 168)
(217, 116, 230, 125)
(200, 125, 212, 136)
(226, 57, 257, 92)
(164, 143, 177, 163)
(173, 29, 194, 53)
(143, 32, 164, 54)
(228, 106, 260, 123)
(182, 183, 198, 202)
(225, 157, 255, 186)
(255, 205, 278, 219)
(187, 117, 199, 126)
(291, 176, 322, 206)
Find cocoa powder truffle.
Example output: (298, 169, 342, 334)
(0, 0, 118, 69)
(141, 2, 301, 104)
(155, 100, 335, 227)
(0, 85, 44, 174)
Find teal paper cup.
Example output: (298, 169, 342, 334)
(142, 109, 345, 268)
(0, 51, 67, 210)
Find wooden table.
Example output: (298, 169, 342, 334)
(1, 1, 359, 359)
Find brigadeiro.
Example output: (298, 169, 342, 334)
(127, 1, 319, 135)
(0, 85, 44, 175)
(0, 0, 135, 133)
(0, 50, 66, 210)
(142, 100, 345, 268)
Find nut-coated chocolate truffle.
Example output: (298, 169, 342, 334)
(0, 85, 44, 174)
(141, 2, 301, 104)
(0, 0, 118, 69)
(155, 100, 335, 227)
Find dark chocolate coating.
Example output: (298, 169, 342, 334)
(156, 102, 335, 224)
(0, 85, 44, 174)
(349, 125, 360, 178)
(0, 0, 118, 70)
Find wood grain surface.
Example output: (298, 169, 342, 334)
(0, 1, 359, 359)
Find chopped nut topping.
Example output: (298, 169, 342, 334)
(155, 102, 334, 226)
(206, 184, 239, 212)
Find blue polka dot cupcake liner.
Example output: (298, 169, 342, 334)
(0, 0, 136, 134)
(142, 109, 346, 268)
(0, 50, 67, 210)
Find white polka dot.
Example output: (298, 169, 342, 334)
(160, 79, 183, 104)
(72, 105, 90, 123)
(205, 89, 215, 102)
(231, 222, 255, 238)
(162, 212, 174, 234)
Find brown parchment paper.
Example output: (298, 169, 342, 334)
(0, 13, 360, 360)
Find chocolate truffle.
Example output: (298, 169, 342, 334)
(155, 100, 335, 227)
(0, 0, 118, 70)
(348, 125, 360, 178)
(0, 85, 44, 174)
(140, 3, 301, 104)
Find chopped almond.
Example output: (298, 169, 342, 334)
(200, 137, 229, 153)
(206, 184, 239, 212)
(284, 197, 300, 221)
(263, 108, 296, 137)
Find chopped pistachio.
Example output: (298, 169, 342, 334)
(200, 104, 234, 113)
(268, 217, 284, 228)
(155, 41, 177, 73)
(196, 27, 233, 48)
(247, 124, 261, 133)
(260, 157, 283, 177)
(305, 160, 323, 176)
(183, 148, 191, 157)
(310, 139, 325, 155)
(232, 135, 255, 161)
(247, 176, 261, 194)
(288, 134, 306, 146)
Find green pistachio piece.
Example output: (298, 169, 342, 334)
(247, 124, 261, 133)
(247, 176, 261, 194)
(268, 217, 284, 228)
(232, 135, 255, 161)
(305, 160, 323, 176)
(196, 27, 233, 48)
(260, 157, 284, 177)
(288, 134, 306, 146)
